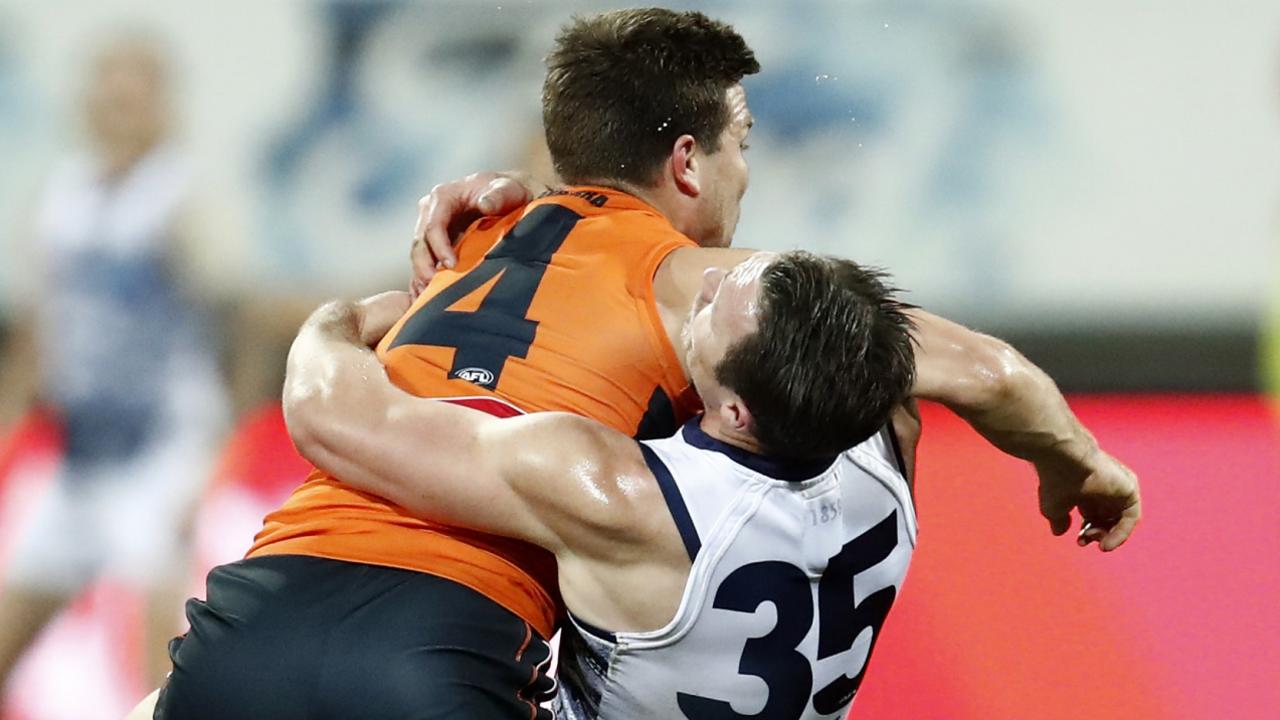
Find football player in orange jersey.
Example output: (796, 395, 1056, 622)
(135, 9, 1137, 720)
(274, 267, 1137, 717)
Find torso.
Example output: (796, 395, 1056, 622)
(34, 147, 224, 466)
(247, 187, 701, 638)
(555, 420, 917, 720)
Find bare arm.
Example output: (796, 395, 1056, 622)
(908, 310, 1093, 460)
(282, 296, 545, 545)
(412, 176, 1140, 550)
(409, 171, 550, 292)
(906, 310, 1140, 549)
(405, 175, 1099, 458)
(655, 247, 1139, 549)
(654, 245, 1075, 449)
(282, 294, 654, 556)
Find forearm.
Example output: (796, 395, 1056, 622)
(281, 300, 515, 532)
(283, 301, 456, 515)
(962, 347, 1097, 467)
(909, 309, 1098, 468)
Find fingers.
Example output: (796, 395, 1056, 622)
(412, 174, 528, 287)
(409, 172, 540, 297)
(409, 236, 437, 296)
(1076, 498, 1141, 551)
(1077, 522, 1106, 547)
(1039, 485, 1073, 536)
(418, 186, 461, 275)
(1046, 512, 1071, 536)
(1078, 456, 1141, 551)
(478, 176, 534, 215)
(1099, 501, 1141, 552)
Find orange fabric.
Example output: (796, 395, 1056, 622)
(249, 188, 701, 638)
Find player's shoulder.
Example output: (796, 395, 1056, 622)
(491, 412, 648, 477)
(593, 211, 694, 251)
(491, 413, 666, 537)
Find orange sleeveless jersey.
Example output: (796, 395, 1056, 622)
(248, 188, 701, 638)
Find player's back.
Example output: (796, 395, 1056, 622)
(555, 421, 917, 720)
(248, 188, 700, 638)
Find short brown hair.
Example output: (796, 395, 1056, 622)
(543, 8, 759, 187)
(715, 252, 917, 460)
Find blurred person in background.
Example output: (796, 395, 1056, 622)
(0, 33, 231, 694)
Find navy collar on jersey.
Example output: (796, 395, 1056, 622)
(681, 418, 839, 482)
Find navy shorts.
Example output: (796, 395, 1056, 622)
(155, 555, 554, 720)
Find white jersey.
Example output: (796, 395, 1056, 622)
(32, 145, 226, 467)
(3, 146, 229, 594)
(555, 420, 917, 720)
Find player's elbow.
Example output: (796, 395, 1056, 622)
(282, 385, 326, 463)
(960, 335, 1042, 412)
(281, 379, 350, 466)
(282, 392, 372, 485)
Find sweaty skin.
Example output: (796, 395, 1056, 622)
(282, 270, 917, 636)
(410, 175, 1140, 551)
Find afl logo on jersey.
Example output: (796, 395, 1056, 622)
(452, 367, 496, 387)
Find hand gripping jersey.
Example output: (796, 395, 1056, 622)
(555, 421, 917, 720)
(248, 188, 700, 639)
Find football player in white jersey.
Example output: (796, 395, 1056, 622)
(279, 250, 1140, 720)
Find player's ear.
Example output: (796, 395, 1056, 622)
(670, 134, 701, 198)
(718, 394, 752, 435)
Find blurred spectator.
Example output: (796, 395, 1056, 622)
(0, 33, 231, 695)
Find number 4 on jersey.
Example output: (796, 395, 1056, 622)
(390, 205, 583, 389)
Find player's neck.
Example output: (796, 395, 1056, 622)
(631, 183, 702, 239)
(570, 177, 701, 240)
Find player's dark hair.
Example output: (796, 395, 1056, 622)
(543, 8, 759, 187)
(715, 252, 917, 461)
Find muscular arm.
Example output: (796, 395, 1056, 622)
(411, 176, 1139, 549)
(282, 297, 656, 557)
(906, 310, 1095, 464)
(656, 246, 1084, 456)
(656, 246, 1139, 550)
(905, 311, 1140, 548)
(407, 175, 1102, 463)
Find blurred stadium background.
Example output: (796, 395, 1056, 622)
(0, 1, 1276, 718)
